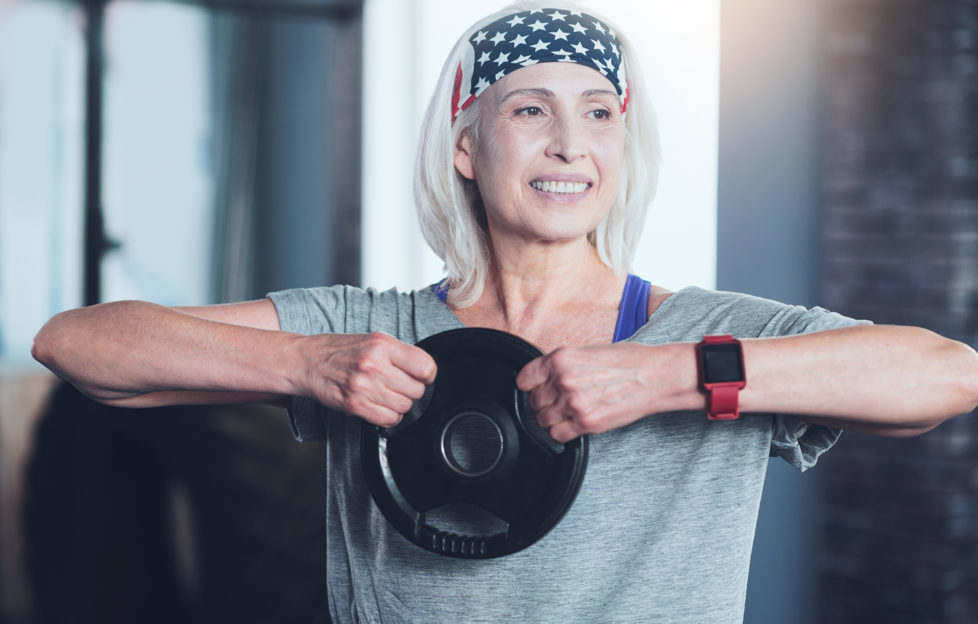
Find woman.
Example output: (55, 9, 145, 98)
(33, 1, 978, 622)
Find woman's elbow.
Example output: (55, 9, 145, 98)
(32, 311, 89, 386)
(956, 341, 978, 414)
(31, 316, 63, 371)
(894, 337, 978, 435)
(928, 338, 978, 429)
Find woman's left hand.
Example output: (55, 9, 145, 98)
(516, 342, 700, 443)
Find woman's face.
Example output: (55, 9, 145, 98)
(454, 62, 626, 250)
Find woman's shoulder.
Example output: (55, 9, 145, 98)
(637, 286, 867, 341)
(646, 284, 674, 318)
(266, 283, 458, 338)
(268, 283, 436, 308)
(656, 285, 791, 312)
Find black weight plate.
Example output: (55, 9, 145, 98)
(361, 328, 589, 559)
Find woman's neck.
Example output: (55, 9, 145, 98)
(452, 238, 626, 350)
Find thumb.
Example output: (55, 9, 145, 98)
(516, 356, 549, 392)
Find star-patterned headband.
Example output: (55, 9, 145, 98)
(451, 8, 628, 121)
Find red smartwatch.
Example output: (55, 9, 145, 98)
(696, 335, 746, 420)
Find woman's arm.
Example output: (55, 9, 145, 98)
(31, 300, 436, 425)
(739, 324, 978, 435)
(518, 324, 978, 443)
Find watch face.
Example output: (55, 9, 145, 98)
(701, 343, 744, 383)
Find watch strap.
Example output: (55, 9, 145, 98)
(706, 384, 741, 421)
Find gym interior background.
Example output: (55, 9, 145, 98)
(0, 0, 976, 622)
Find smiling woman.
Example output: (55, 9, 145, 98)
(362, 1, 721, 294)
(454, 64, 626, 257)
(30, 1, 978, 623)
(415, 5, 659, 310)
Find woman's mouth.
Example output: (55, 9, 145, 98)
(530, 180, 591, 194)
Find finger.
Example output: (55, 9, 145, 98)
(516, 356, 550, 392)
(355, 382, 417, 421)
(389, 343, 438, 384)
(359, 404, 403, 428)
(528, 382, 560, 412)
(547, 418, 583, 444)
(534, 403, 567, 429)
(380, 366, 429, 402)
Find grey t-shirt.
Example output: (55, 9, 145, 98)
(267, 284, 865, 624)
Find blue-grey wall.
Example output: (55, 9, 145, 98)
(253, 14, 362, 298)
(717, 1, 824, 623)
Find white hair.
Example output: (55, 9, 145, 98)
(414, 0, 661, 307)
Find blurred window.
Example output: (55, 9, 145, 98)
(100, 1, 215, 305)
(0, 1, 217, 363)
(0, 2, 85, 363)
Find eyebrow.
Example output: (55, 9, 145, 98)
(499, 88, 554, 104)
(498, 87, 618, 104)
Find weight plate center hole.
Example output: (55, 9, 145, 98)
(440, 411, 504, 478)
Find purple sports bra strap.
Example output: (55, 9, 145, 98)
(433, 280, 449, 302)
(612, 274, 652, 343)
(431, 274, 652, 343)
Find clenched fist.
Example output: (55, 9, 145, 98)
(516, 342, 698, 443)
(295, 332, 437, 426)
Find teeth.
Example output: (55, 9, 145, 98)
(531, 180, 589, 194)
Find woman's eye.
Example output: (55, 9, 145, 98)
(517, 106, 543, 117)
(589, 109, 612, 120)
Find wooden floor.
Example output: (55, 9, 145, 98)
(0, 366, 57, 621)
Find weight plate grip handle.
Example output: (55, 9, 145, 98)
(424, 527, 506, 557)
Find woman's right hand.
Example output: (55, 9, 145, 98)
(294, 332, 437, 427)
(33, 300, 435, 424)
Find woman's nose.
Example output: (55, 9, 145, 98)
(545, 118, 586, 163)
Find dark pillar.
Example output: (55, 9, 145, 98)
(818, 1, 978, 622)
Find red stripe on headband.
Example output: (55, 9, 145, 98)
(451, 62, 463, 121)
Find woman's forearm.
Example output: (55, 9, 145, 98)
(738, 324, 978, 433)
(31, 300, 299, 405)
(32, 300, 437, 422)
(507, 324, 978, 443)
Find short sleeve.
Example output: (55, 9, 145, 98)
(286, 396, 327, 443)
(266, 287, 349, 444)
(760, 303, 871, 471)
(263, 284, 448, 444)
(769, 415, 842, 472)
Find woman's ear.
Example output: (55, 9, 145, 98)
(454, 130, 477, 180)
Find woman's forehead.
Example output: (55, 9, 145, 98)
(488, 62, 619, 101)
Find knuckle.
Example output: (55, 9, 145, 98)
(407, 382, 427, 400)
(548, 347, 571, 367)
(380, 411, 401, 427)
(368, 331, 396, 349)
(576, 413, 600, 432)
(394, 396, 414, 414)
(528, 392, 544, 411)
(356, 352, 380, 369)
(554, 375, 575, 393)
(347, 372, 371, 394)
(361, 333, 391, 354)
(549, 347, 579, 370)
(340, 395, 361, 414)
(566, 394, 587, 414)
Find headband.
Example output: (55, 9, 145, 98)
(451, 8, 629, 121)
